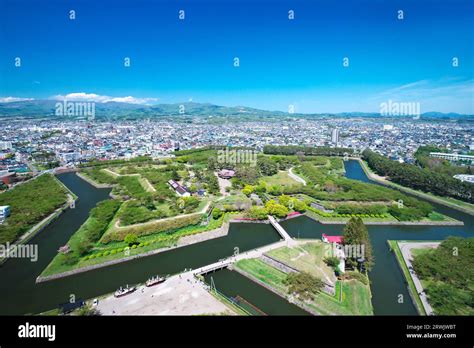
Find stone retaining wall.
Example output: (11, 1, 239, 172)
(37, 222, 231, 283)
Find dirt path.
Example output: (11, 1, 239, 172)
(398, 241, 439, 315)
(215, 172, 231, 196)
(288, 167, 306, 186)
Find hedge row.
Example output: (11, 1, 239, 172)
(100, 213, 203, 242)
(308, 206, 388, 219)
(82, 240, 159, 261)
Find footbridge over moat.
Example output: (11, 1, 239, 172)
(194, 216, 296, 275)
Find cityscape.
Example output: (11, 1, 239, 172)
(0, 0, 473, 346)
(1, 115, 473, 176)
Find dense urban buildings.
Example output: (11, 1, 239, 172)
(1, 117, 472, 178)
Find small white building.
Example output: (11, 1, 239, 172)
(168, 180, 191, 197)
(453, 174, 474, 184)
(0, 205, 11, 224)
(322, 234, 345, 273)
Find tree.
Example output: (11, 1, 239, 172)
(235, 166, 260, 185)
(293, 199, 307, 212)
(62, 252, 79, 266)
(76, 241, 93, 257)
(265, 200, 289, 218)
(124, 233, 138, 246)
(141, 195, 156, 210)
(254, 181, 267, 193)
(284, 272, 324, 302)
(267, 185, 282, 195)
(278, 195, 292, 207)
(324, 256, 340, 269)
(343, 217, 373, 270)
(171, 169, 180, 181)
(257, 156, 278, 176)
(207, 156, 217, 171)
(323, 180, 338, 193)
(242, 185, 254, 196)
(212, 207, 223, 219)
(363, 149, 473, 203)
(247, 206, 268, 220)
(205, 172, 220, 195)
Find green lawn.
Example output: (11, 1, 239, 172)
(265, 241, 336, 285)
(235, 258, 288, 293)
(306, 279, 372, 315)
(261, 171, 302, 187)
(411, 247, 432, 258)
(234, 254, 373, 315)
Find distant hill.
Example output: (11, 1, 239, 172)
(0, 99, 472, 121)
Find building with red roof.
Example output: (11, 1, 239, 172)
(322, 233, 343, 244)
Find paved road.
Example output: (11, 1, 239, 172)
(288, 167, 306, 186)
(398, 241, 439, 315)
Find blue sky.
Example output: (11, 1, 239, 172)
(0, 0, 473, 113)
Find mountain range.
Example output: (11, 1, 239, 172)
(0, 100, 472, 121)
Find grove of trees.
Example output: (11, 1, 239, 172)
(412, 237, 473, 315)
(363, 149, 473, 203)
(0, 174, 69, 244)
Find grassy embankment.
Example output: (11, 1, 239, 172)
(387, 240, 427, 315)
(359, 159, 474, 215)
(289, 160, 458, 224)
(234, 241, 373, 315)
(40, 204, 232, 277)
(261, 171, 302, 188)
(0, 174, 69, 245)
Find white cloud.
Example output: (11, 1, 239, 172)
(51, 93, 158, 105)
(375, 78, 473, 100)
(0, 97, 34, 103)
(369, 78, 474, 114)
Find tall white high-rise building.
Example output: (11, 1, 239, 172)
(331, 129, 340, 145)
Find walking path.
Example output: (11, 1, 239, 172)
(268, 215, 296, 245)
(215, 173, 231, 196)
(288, 167, 306, 186)
(193, 240, 289, 275)
(193, 217, 298, 276)
(398, 241, 439, 316)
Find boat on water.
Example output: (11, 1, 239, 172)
(114, 285, 136, 298)
(145, 275, 166, 287)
